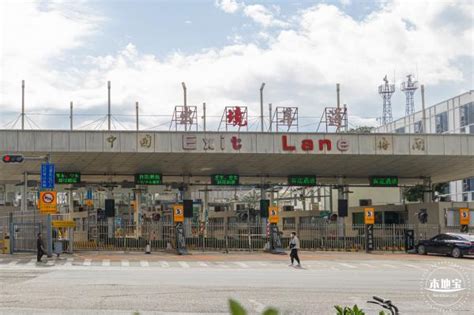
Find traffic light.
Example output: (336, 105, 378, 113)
(260, 199, 269, 218)
(2, 154, 24, 163)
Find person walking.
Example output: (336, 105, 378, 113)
(37, 232, 45, 262)
(289, 231, 301, 267)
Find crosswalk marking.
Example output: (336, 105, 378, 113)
(338, 263, 357, 269)
(403, 263, 424, 270)
(26, 259, 36, 266)
(234, 262, 249, 268)
(359, 263, 375, 268)
(102, 259, 110, 267)
(64, 258, 73, 266)
(46, 260, 55, 266)
(198, 262, 208, 267)
(83, 259, 92, 266)
(8, 260, 19, 266)
(160, 261, 169, 268)
(382, 264, 397, 269)
(140, 260, 149, 267)
(178, 261, 190, 268)
(121, 260, 130, 267)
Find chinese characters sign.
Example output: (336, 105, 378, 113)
(211, 174, 239, 186)
(40, 163, 55, 189)
(288, 175, 317, 186)
(369, 176, 398, 187)
(135, 173, 162, 185)
(55, 172, 81, 184)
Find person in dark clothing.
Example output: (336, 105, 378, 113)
(37, 232, 45, 262)
(289, 231, 301, 267)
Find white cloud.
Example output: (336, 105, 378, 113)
(215, 0, 241, 14)
(1, 0, 472, 130)
(243, 4, 289, 28)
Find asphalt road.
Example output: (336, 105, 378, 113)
(0, 253, 472, 315)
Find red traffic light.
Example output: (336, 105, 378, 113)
(2, 154, 24, 163)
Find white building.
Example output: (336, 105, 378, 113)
(375, 90, 474, 201)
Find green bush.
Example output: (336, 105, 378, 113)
(229, 299, 278, 315)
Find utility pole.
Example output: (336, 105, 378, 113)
(21, 80, 25, 130)
(135, 101, 139, 131)
(260, 83, 265, 132)
(268, 103, 272, 132)
(107, 81, 111, 130)
(182, 82, 187, 131)
(203, 102, 206, 132)
(70, 101, 73, 130)
(421, 84, 426, 133)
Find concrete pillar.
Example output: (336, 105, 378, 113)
(337, 177, 346, 237)
(134, 189, 141, 237)
(423, 177, 432, 203)
(68, 187, 74, 213)
(21, 172, 27, 212)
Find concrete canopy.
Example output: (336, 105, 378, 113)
(0, 130, 473, 185)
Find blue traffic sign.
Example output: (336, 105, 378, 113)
(41, 163, 55, 189)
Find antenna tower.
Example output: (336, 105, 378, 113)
(378, 75, 395, 125)
(400, 74, 418, 116)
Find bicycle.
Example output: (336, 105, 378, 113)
(367, 296, 399, 315)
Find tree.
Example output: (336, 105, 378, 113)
(347, 126, 375, 134)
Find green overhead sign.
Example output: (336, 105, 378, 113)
(369, 176, 399, 187)
(135, 173, 162, 185)
(55, 172, 81, 184)
(288, 175, 317, 186)
(211, 174, 239, 186)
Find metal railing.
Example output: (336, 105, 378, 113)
(1, 213, 470, 253)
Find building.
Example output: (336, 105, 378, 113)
(375, 90, 474, 201)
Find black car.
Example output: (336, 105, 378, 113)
(417, 233, 474, 258)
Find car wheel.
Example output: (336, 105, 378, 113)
(451, 247, 463, 258)
(418, 245, 427, 255)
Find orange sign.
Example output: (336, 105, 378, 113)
(173, 204, 184, 223)
(85, 199, 93, 207)
(364, 207, 375, 225)
(39, 191, 57, 214)
(268, 206, 279, 224)
(460, 208, 470, 225)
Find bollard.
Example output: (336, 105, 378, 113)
(145, 241, 151, 254)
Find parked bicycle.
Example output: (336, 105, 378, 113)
(367, 296, 399, 315)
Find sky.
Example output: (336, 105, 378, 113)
(0, 0, 472, 131)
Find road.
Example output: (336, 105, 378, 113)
(0, 252, 472, 314)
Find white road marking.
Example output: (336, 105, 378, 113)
(178, 261, 190, 268)
(159, 261, 169, 268)
(402, 263, 424, 270)
(234, 262, 249, 268)
(46, 260, 55, 266)
(121, 260, 130, 267)
(338, 263, 357, 269)
(140, 260, 149, 267)
(102, 259, 110, 267)
(382, 264, 398, 269)
(258, 262, 268, 267)
(359, 263, 376, 268)
(8, 260, 19, 266)
(64, 258, 73, 267)
(198, 261, 208, 267)
(83, 259, 92, 266)
(26, 259, 36, 266)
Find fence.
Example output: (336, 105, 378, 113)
(0, 213, 469, 253)
(70, 220, 470, 252)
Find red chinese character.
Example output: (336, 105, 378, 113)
(227, 107, 247, 126)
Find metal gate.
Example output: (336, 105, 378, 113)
(12, 222, 42, 252)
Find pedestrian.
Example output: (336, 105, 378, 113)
(37, 232, 45, 262)
(289, 231, 301, 267)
